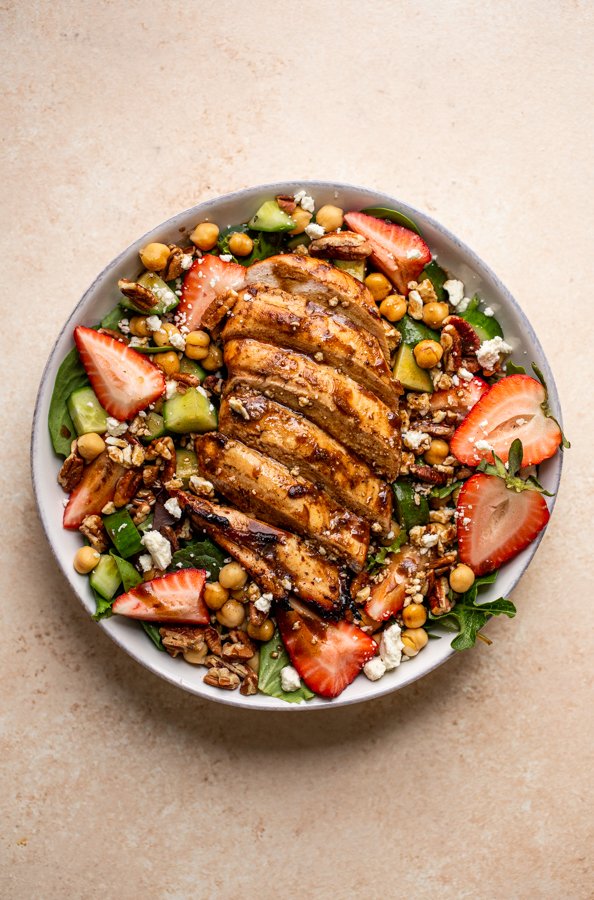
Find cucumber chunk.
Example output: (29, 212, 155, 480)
(67, 386, 108, 435)
(393, 343, 433, 393)
(418, 260, 447, 301)
(89, 554, 121, 600)
(163, 387, 218, 434)
(175, 448, 199, 485)
(119, 273, 179, 315)
(333, 259, 366, 282)
(248, 200, 295, 232)
(393, 482, 429, 530)
(141, 411, 166, 443)
(179, 358, 206, 381)
(103, 509, 144, 558)
(396, 315, 440, 347)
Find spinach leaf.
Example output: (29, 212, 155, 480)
(92, 588, 114, 621)
(428, 571, 516, 650)
(170, 539, 226, 579)
(100, 304, 126, 331)
(110, 553, 142, 592)
(419, 259, 447, 300)
(48, 347, 90, 457)
(366, 530, 407, 574)
(141, 622, 165, 651)
(258, 631, 314, 704)
(217, 225, 284, 266)
(430, 480, 464, 499)
(505, 361, 527, 375)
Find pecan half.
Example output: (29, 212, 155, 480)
(170, 372, 200, 388)
(160, 626, 206, 658)
(203, 626, 222, 657)
(276, 194, 297, 214)
(160, 524, 179, 552)
(79, 515, 109, 552)
(408, 464, 449, 485)
(142, 464, 161, 487)
(240, 669, 259, 696)
(308, 231, 372, 260)
(222, 629, 256, 661)
(58, 451, 84, 492)
(161, 245, 189, 282)
(118, 279, 155, 312)
(113, 469, 142, 508)
(203, 667, 241, 690)
(428, 576, 454, 616)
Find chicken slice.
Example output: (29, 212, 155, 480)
(194, 433, 370, 571)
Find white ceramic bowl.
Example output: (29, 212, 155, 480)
(31, 181, 563, 710)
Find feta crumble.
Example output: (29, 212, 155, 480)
(118, 318, 130, 334)
(483, 306, 494, 317)
(458, 367, 474, 381)
(140, 531, 172, 570)
(164, 497, 182, 520)
(280, 665, 302, 692)
(169, 331, 186, 351)
(305, 222, 325, 240)
(363, 657, 387, 681)
(180, 254, 193, 270)
(475, 439, 494, 452)
(106, 417, 127, 437)
(165, 380, 178, 400)
(294, 190, 315, 213)
(254, 594, 272, 614)
(402, 430, 431, 452)
(443, 279, 464, 306)
(137, 554, 153, 573)
(380, 623, 404, 671)
(145, 315, 162, 332)
(220, 254, 233, 262)
(476, 336, 513, 370)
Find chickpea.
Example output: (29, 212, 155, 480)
(190, 222, 219, 251)
(289, 207, 312, 235)
(425, 438, 450, 466)
(216, 599, 246, 629)
(414, 339, 443, 369)
(139, 242, 170, 272)
(316, 205, 344, 232)
(228, 232, 254, 257)
(153, 322, 181, 347)
(77, 432, 106, 461)
(402, 603, 427, 629)
(183, 646, 208, 665)
(247, 619, 275, 642)
(201, 344, 224, 372)
(401, 627, 429, 658)
(365, 272, 392, 302)
(449, 564, 475, 594)
(184, 330, 210, 360)
(379, 294, 407, 323)
(204, 582, 229, 610)
(129, 316, 151, 338)
(73, 546, 100, 574)
(219, 561, 248, 591)
(154, 351, 180, 375)
(422, 301, 450, 329)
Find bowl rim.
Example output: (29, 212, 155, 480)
(30, 180, 564, 711)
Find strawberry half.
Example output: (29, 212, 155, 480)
(365, 547, 422, 621)
(430, 376, 489, 416)
(450, 374, 563, 467)
(457, 473, 550, 576)
(344, 211, 431, 294)
(112, 569, 208, 624)
(175, 255, 245, 332)
(74, 326, 165, 420)
(277, 605, 377, 698)
(63, 452, 124, 529)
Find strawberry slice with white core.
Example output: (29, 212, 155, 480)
(365, 547, 422, 621)
(430, 376, 489, 416)
(344, 211, 431, 294)
(277, 606, 377, 698)
(63, 452, 124, 529)
(175, 255, 246, 332)
(450, 375, 563, 467)
(74, 326, 165, 420)
(112, 569, 209, 624)
(457, 473, 550, 576)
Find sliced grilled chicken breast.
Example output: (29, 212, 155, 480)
(178, 492, 342, 612)
(224, 339, 401, 480)
(245, 254, 390, 361)
(195, 433, 370, 570)
(222, 288, 400, 409)
(218, 385, 393, 534)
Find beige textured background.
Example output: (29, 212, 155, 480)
(2, 2, 593, 897)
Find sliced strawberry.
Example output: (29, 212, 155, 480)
(457, 473, 550, 576)
(175, 255, 245, 332)
(112, 569, 208, 624)
(365, 547, 422, 621)
(344, 211, 431, 294)
(74, 326, 165, 420)
(277, 606, 377, 698)
(450, 375, 562, 467)
(63, 452, 124, 529)
(430, 376, 489, 416)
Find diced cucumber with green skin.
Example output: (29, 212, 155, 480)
(89, 554, 121, 600)
(393, 482, 429, 530)
(163, 387, 218, 434)
(103, 509, 144, 558)
(361, 206, 421, 235)
(419, 260, 447, 301)
(179, 358, 206, 381)
(67, 386, 108, 435)
(141, 411, 166, 443)
(396, 315, 440, 347)
(459, 298, 503, 342)
(393, 343, 433, 393)
(119, 272, 179, 315)
(248, 200, 295, 232)
(333, 259, 366, 282)
(175, 448, 199, 485)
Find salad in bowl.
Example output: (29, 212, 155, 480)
(34, 183, 567, 707)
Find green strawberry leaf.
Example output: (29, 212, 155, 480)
(428, 572, 516, 650)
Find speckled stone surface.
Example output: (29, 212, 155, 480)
(2, 2, 593, 897)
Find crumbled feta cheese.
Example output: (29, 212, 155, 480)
(305, 222, 325, 239)
(164, 497, 182, 520)
(294, 190, 315, 213)
(106, 417, 127, 437)
(128, 336, 148, 347)
(189, 475, 215, 497)
(219, 254, 233, 262)
(140, 530, 172, 570)
(421, 533, 439, 548)
(363, 657, 387, 681)
(145, 315, 162, 332)
(402, 430, 431, 452)
(280, 665, 302, 692)
(228, 397, 250, 420)
(254, 594, 272, 614)
(380, 623, 404, 671)
(180, 254, 193, 270)
(118, 318, 130, 334)
(137, 554, 153, 573)
(169, 331, 186, 351)
(457, 367, 474, 381)
(483, 306, 494, 317)
(443, 279, 464, 306)
(475, 439, 494, 452)
(476, 336, 513, 370)
(165, 380, 178, 399)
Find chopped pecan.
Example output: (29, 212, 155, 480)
(203, 626, 222, 657)
(130, 498, 152, 525)
(161, 245, 187, 281)
(160, 626, 206, 657)
(240, 669, 259, 696)
(276, 194, 297, 214)
(142, 464, 161, 487)
(222, 629, 256, 661)
(171, 372, 200, 388)
(160, 524, 179, 552)
(308, 231, 372, 260)
(293, 243, 309, 256)
(117, 279, 156, 313)
(428, 576, 454, 616)
(203, 667, 241, 690)
(460, 356, 481, 373)
(145, 436, 174, 461)
(408, 464, 449, 485)
(98, 327, 128, 343)
(79, 515, 109, 552)
(113, 469, 142, 508)
(58, 451, 84, 492)
(444, 316, 480, 354)
(413, 418, 455, 439)
(202, 375, 223, 396)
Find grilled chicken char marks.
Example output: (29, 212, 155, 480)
(245, 254, 391, 361)
(219, 384, 393, 534)
(222, 288, 401, 409)
(178, 492, 341, 612)
(223, 338, 401, 481)
(195, 433, 370, 571)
